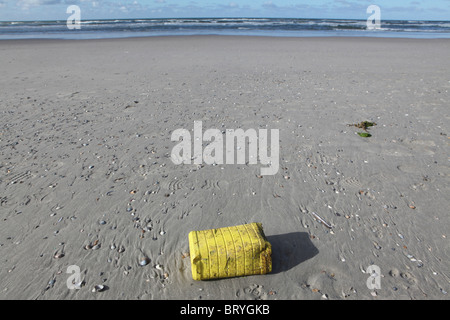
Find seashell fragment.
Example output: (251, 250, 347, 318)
(181, 252, 190, 259)
(54, 252, 65, 259)
(139, 257, 151, 266)
(92, 285, 105, 292)
(85, 239, 100, 250)
(73, 281, 84, 289)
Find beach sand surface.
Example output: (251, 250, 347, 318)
(0, 36, 449, 300)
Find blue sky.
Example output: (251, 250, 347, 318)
(0, 0, 449, 21)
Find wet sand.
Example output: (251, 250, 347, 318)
(0, 36, 449, 300)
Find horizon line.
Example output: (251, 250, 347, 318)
(1, 16, 450, 23)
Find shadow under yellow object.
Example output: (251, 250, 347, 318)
(188, 222, 272, 280)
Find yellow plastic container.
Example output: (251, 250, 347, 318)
(188, 222, 272, 280)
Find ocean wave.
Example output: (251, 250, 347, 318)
(1, 18, 449, 40)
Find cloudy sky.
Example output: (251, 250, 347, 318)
(0, 0, 449, 21)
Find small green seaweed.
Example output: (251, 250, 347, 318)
(348, 121, 377, 138)
(357, 132, 372, 138)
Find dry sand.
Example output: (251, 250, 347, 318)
(0, 36, 449, 300)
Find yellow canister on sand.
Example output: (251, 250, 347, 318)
(188, 222, 272, 280)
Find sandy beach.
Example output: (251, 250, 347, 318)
(0, 36, 449, 300)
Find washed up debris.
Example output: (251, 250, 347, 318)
(348, 121, 377, 131)
(348, 121, 377, 138)
(189, 223, 271, 280)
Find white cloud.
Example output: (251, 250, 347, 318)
(14, 0, 104, 9)
(16, 0, 60, 9)
(262, 1, 277, 9)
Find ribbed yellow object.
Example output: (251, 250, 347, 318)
(188, 222, 272, 280)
